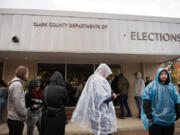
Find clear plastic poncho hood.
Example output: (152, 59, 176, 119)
(141, 68, 180, 129)
(71, 64, 117, 135)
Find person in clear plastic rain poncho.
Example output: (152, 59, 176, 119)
(71, 63, 118, 135)
(141, 68, 180, 135)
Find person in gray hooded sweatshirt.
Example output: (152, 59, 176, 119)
(7, 66, 29, 135)
(134, 72, 145, 118)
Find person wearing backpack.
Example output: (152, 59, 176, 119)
(7, 66, 29, 135)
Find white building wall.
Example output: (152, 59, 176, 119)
(0, 9, 180, 55)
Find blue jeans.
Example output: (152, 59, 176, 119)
(119, 94, 131, 117)
(134, 96, 142, 116)
(27, 110, 42, 135)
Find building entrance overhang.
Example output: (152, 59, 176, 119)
(0, 51, 178, 64)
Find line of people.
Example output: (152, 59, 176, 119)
(3, 64, 180, 135)
(72, 64, 180, 135)
(7, 66, 68, 135)
(111, 71, 149, 119)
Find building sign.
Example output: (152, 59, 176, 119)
(1, 12, 180, 55)
(33, 22, 180, 42)
(131, 32, 180, 42)
(33, 22, 108, 30)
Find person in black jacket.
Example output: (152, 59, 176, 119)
(111, 75, 119, 106)
(25, 78, 43, 135)
(178, 82, 180, 94)
(145, 76, 152, 86)
(41, 71, 68, 135)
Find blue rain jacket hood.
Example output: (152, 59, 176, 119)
(141, 68, 180, 129)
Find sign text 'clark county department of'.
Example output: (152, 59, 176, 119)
(33, 22, 108, 29)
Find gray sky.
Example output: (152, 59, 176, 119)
(1, 0, 180, 18)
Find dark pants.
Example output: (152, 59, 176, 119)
(119, 94, 131, 117)
(148, 123, 174, 135)
(41, 109, 66, 135)
(7, 119, 24, 135)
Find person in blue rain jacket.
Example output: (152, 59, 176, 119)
(141, 68, 180, 135)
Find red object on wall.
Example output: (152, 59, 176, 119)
(173, 60, 180, 69)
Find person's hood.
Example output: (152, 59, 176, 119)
(154, 68, 171, 84)
(113, 75, 119, 82)
(118, 73, 126, 80)
(49, 71, 65, 86)
(136, 72, 142, 80)
(28, 78, 40, 91)
(95, 63, 112, 77)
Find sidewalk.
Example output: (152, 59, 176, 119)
(0, 117, 179, 135)
(66, 117, 145, 135)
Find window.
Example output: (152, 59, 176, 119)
(67, 64, 93, 86)
(37, 63, 65, 83)
(66, 64, 94, 106)
(37, 63, 121, 107)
